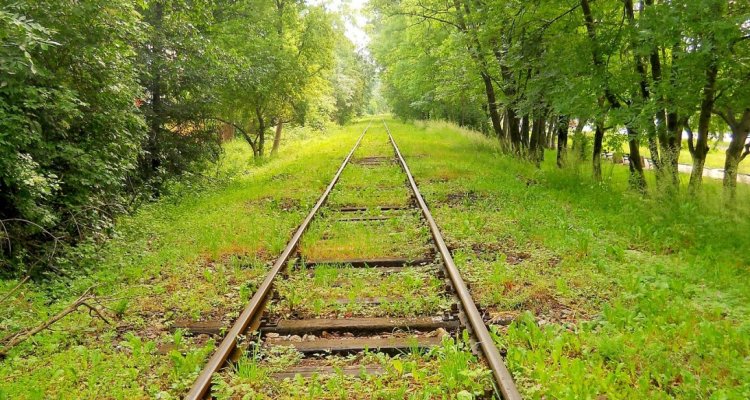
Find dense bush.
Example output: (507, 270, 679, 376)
(0, 2, 145, 274)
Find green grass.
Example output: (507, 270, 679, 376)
(388, 119, 750, 399)
(300, 213, 430, 260)
(212, 337, 493, 399)
(615, 139, 750, 174)
(2, 117, 749, 398)
(269, 264, 451, 319)
(0, 122, 368, 398)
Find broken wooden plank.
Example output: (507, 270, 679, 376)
(271, 365, 384, 380)
(261, 316, 459, 335)
(264, 336, 443, 354)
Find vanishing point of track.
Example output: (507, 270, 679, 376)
(185, 120, 522, 399)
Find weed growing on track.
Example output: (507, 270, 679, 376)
(300, 213, 430, 260)
(269, 265, 451, 319)
(212, 336, 492, 399)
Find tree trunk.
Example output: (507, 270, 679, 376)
(521, 115, 530, 148)
(547, 120, 556, 149)
(659, 43, 684, 186)
(556, 115, 569, 168)
(452, 1, 505, 142)
(480, 71, 505, 140)
(592, 122, 605, 181)
(145, 0, 165, 180)
(271, 120, 283, 155)
(255, 107, 266, 158)
(688, 61, 718, 193)
(582, 0, 646, 190)
(529, 115, 544, 166)
(723, 132, 746, 200)
(506, 108, 522, 154)
(626, 127, 647, 190)
(662, 112, 684, 186)
(626, 0, 661, 180)
(718, 110, 750, 200)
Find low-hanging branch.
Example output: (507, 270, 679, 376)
(205, 116, 259, 154)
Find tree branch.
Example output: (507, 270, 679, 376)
(0, 288, 110, 359)
(389, 11, 460, 29)
(205, 116, 257, 154)
(685, 122, 696, 157)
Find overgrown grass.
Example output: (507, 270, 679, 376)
(2, 117, 748, 398)
(389, 118, 750, 398)
(212, 336, 493, 399)
(269, 264, 451, 319)
(0, 122, 367, 398)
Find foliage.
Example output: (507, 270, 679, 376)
(369, 0, 750, 194)
(0, 0, 145, 274)
(135, 0, 223, 190)
(0, 0, 372, 274)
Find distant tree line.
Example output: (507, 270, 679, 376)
(0, 0, 374, 275)
(370, 0, 749, 196)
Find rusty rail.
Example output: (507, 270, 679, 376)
(184, 121, 371, 400)
(186, 119, 521, 399)
(383, 120, 522, 400)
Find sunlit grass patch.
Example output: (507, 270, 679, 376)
(337, 164, 406, 190)
(326, 185, 413, 209)
(352, 128, 394, 158)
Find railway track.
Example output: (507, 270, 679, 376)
(185, 120, 521, 399)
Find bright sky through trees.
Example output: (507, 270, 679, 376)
(310, 0, 370, 50)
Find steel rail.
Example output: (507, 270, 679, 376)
(185, 121, 371, 400)
(383, 120, 523, 400)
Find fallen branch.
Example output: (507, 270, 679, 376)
(0, 287, 110, 359)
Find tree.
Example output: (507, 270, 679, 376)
(212, 0, 337, 158)
(0, 0, 145, 273)
(137, 0, 222, 188)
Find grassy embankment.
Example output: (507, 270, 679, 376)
(2, 118, 749, 399)
(391, 119, 750, 398)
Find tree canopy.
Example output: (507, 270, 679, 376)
(370, 0, 750, 194)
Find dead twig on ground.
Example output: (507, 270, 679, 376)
(0, 287, 110, 359)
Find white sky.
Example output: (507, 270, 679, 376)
(309, 0, 370, 51)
